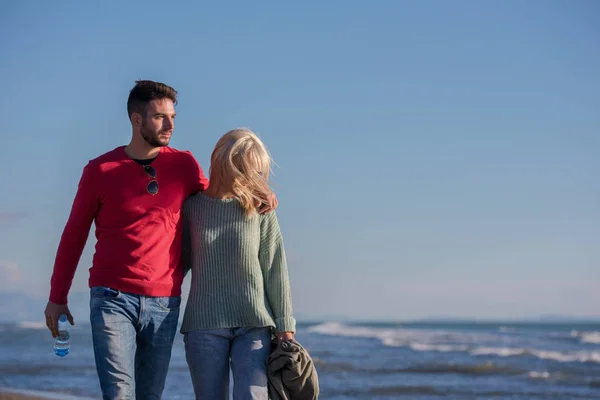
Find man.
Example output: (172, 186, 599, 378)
(44, 80, 277, 399)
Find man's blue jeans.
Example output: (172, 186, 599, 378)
(184, 327, 272, 400)
(89, 286, 181, 400)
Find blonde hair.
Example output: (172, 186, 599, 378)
(208, 128, 273, 216)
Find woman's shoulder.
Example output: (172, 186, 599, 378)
(184, 192, 248, 218)
(259, 210, 281, 231)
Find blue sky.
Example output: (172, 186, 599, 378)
(1, 0, 598, 320)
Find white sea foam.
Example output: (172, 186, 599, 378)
(409, 343, 469, 352)
(568, 330, 600, 344)
(528, 371, 550, 379)
(307, 322, 600, 364)
(579, 331, 600, 344)
(308, 322, 497, 345)
(534, 350, 600, 363)
(470, 347, 526, 357)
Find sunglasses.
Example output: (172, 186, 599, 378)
(143, 165, 159, 195)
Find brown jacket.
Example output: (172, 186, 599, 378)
(267, 339, 319, 400)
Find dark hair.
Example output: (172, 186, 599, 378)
(127, 80, 178, 118)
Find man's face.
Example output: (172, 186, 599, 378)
(139, 98, 176, 147)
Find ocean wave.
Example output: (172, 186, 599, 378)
(308, 322, 600, 364)
(367, 385, 438, 395)
(403, 362, 523, 376)
(528, 371, 550, 379)
(334, 385, 439, 396)
(313, 359, 524, 376)
(579, 331, 600, 345)
(419, 346, 600, 363)
(498, 326, 519, 333)
(312, 358, 358, 373)
(435, 344, 600, 365)
(470, 347, 525, 357)
(308, 322, 498, 346)
(308, 322, 400, 340)
(533, 350, 600, 364)
(408, 343, 469, 352)
(0, 364, 97, 376)
(332, 385, 596, 399)
(527, 370, 600, 389)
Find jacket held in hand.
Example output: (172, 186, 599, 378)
(267, 339, 319, 400)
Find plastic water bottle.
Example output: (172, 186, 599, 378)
(54, 314, 70, 357)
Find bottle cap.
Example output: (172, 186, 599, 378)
(59, 314, 68, 322)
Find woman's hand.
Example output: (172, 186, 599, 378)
(258, 191, 279, 214)
(277, 331, 295, 343)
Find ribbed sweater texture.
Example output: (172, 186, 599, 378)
(180, 192, 295, 334)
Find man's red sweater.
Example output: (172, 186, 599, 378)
(49, 146, 208, 304)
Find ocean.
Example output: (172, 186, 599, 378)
(0, 320, 599, 399)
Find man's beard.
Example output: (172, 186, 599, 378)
(140, 121, 170, 148)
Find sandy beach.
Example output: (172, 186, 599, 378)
(0, 389, 90, 400)
(0, 392, 48, 400)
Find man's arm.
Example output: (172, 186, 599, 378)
(181, 202, 192, 278)
(45, 162, 100, 337)
(187, 151, 209, 194)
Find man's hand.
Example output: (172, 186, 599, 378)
(277, 331, 295, 344)
(44, 301, 74, 338)
(258, 191, 279, 214)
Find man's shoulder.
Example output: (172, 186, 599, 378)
(79, 147, 126, 176)
(162, 146, 200, 165)
(162, 145, 194, 157)
(87, 146, 126, 165)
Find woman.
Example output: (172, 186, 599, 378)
(180, 128, 296, 400)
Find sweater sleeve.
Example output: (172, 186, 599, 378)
(259, 211, 296, 333)
(49, 162, 101, 304)
(181, 202, 192, 278)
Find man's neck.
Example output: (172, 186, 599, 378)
(125, 139, 161, 160)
